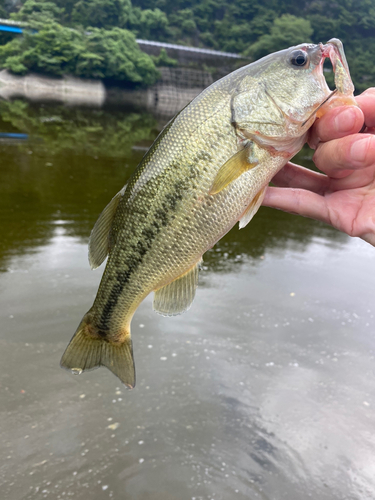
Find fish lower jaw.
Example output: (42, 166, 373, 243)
(252, 132, 308, 156)
(316, 94, 357, 118)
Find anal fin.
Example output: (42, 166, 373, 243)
(153, 260, 202, 316)
(88, 186, 126, 270)
(239, 186, 267, 229)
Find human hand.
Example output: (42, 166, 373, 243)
(263, 88, 375, 246)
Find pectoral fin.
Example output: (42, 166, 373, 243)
(88, 186, 126, 270)
(153, 260, 202, 316)
(239, 186, 267, 229)
(209, 147, 258, 195)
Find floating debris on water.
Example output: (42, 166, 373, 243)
(107, 423, 119, 430)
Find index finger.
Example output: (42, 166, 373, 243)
(355, 88, 375, 128)
(308, 105, 364, 149)
(312, 132, 375, 179)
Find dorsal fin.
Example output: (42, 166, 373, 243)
(88, 186, 126, 270)
(209, 147, 258, 195)
(153, 260, 202, 316)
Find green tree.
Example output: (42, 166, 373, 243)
(0, 21, 159, 85)
(0, 0, 15, 45)
(244, 14, 313, 60)
(0, 21, 85, 75)
(71, 0, 133, 29)
(151, 48, 177, 67)
(11, 0, 64, 22)
(345, 43, 375, 93)
(1, 0, 375, 92)
(0, 0, 8, 17)
(131, 7, 169, 40)
(167, 8, 197, 44)
(201, 1, 276, 52)
(75, 27, 159, 85)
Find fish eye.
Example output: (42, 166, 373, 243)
(290, 50, 309, 67)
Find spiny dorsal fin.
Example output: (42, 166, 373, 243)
(153, 260, 202, 316)
(239, 186, 267, 229)
(209, 147, 258, 195)
(88, 186, 126, 270)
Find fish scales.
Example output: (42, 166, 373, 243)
(61, 39, 355, 387)
(93, 84, 273, 329)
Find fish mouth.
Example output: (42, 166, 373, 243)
(320, 38, 355, 95)
(321, 39, 351, 76)
(301, 39, 355, 127)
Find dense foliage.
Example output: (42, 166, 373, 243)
(0, 0, 162, 85)
(0, 21, 160, 84)
(0, 0, 374, 90)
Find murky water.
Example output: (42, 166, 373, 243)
(0, 99, 374, 500)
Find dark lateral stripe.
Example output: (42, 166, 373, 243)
(98, 215, 167, 329)
(98, 237, 151, 331)
(97, 174, 191, 331)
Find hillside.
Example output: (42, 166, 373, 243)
(0, 0, 373, 91)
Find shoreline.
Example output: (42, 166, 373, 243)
(0, 67, 217, 118)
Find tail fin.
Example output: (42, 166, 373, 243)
(60, 324, 135, 389)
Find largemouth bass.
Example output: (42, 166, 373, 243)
(61, 39, 354, 388)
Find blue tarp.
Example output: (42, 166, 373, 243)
(0, 25, 23, 33)
(0, 133, 28, 139)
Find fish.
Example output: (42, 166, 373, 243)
(61, 38, 354, 388)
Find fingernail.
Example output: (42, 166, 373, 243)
(334, 107, 357, 133)
(350, 137, 371, 163)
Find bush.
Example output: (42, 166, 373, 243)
(0, 21, 159, 85)
(76, 27, 159, 84)
(244, 15, 313, 60)
(0, 22, 86, 76)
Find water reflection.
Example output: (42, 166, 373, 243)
(0, 99, 347, 273)
(0, 99, 158, 156)
(0, 67, 215, 119)
(0, 101, 158, 270)
(0, 70, 106, 107)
